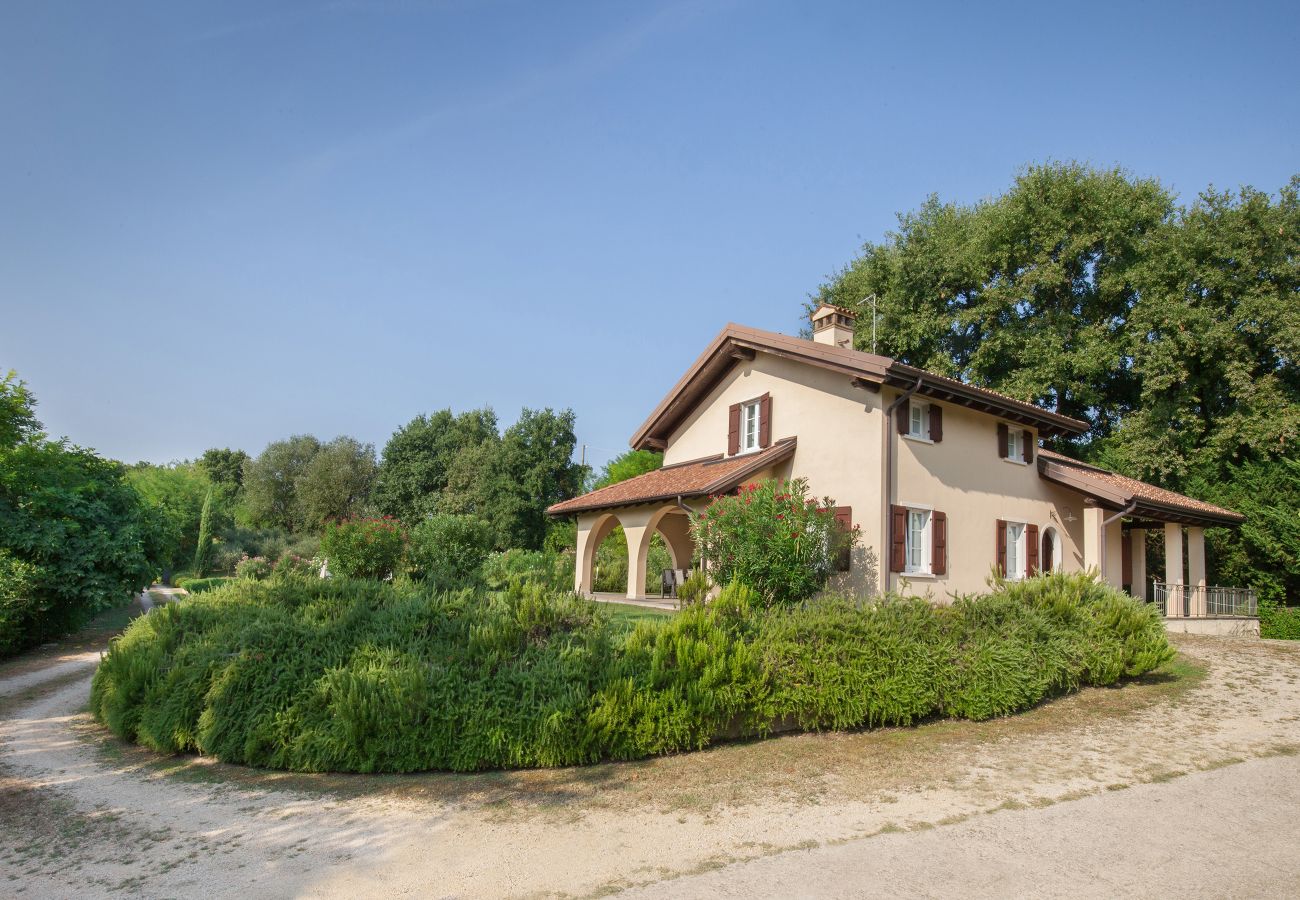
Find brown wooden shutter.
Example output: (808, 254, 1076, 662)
(833, 506, 852, 572)
(758, 393, 772, 448)
(931, 510, 947, 575)
(995, 519, 1008, 576)
(889, 505, 907, 573)
(896, 399, 909, 435)
(929, 405, 943, 442)
(1026, 523, 1039, 576)
(997, 423, 1008, 458)
(727, 403, 740, 456)
(1022, 430, 1034, 463)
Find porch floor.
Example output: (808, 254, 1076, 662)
(588, 592, 679, 611)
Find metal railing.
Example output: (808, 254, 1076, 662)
(1151, 582, 1257, 618)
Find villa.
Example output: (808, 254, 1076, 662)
(548, 305, 1253, 633)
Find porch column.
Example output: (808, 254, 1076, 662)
(655, 511, 695, 572)
(1187, 526, 1207, 616)
(574, 513, 618, 595)
(1130, 529, 1147, 601)
(1083, 504, 1104, 576)
(1164, 523, 1185, 618)
(1103, 519, 1125, 589)
(618, 507, 659, 600)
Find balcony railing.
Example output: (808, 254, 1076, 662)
(1151, 582, 1257, 618)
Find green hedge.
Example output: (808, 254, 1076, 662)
(175, 576, 234, 594)
(1259, 599, 1300, 640)
(90, 572, 1174, 773)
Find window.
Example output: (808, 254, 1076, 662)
(905, 508, 931, 574)
(1005, 522, 1026, 579)
(908, 402, 930, 440)
(740, 400, 761, 453)
(1006, 428, 1022, 461)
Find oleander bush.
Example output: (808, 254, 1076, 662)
(234, 555, 272, 581)
(405, 514, 495, 591)
(320, 517, 405, 580)
(91, 572, 1174, 773)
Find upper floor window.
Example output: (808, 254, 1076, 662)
(1007, 428, 1022, 461)
(998, 423, 1033, 463)
(908, 402, 930, 440)
(728, 393, 771, 456)
(740, 400, 761, 453)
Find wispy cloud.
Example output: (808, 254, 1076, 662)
(287, 0, 725, 182)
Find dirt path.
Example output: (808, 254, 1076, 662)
(620, 754, 1300, 898)
(1, 630, 1298, 898)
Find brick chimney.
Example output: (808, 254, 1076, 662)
(810, 304, 855, 349)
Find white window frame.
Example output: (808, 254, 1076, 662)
(906, 401, 932, 442)
(1005, 426, 1025, 464)
(739, 400, 761, 454)
(1005, 521, 1027, 580)
(904, 506, 932, 575)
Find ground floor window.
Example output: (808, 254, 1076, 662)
(1006, 521, 1026, 579)
(906, 508, 931, 574)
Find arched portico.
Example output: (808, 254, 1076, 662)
(572, 503, 697, 599)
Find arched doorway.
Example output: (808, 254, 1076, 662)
(1041, 526, 1059, 574)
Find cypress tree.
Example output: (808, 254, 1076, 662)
(192, 487, 213, 576)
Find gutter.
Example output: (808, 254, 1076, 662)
(881, 375, 924, 595)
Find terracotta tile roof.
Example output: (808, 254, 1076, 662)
(1037, 449, 1244, 526)
(548, 438, 797, 516)
(629, 323, 1089, 450)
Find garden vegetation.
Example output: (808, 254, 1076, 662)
(91, 571, 1174, 773)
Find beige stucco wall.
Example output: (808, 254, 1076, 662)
(664, 352, 883, 596)
(889, 392, 1088, 599)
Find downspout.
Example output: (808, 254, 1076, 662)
(881, 375, 924, 595)
(1098, 500, 1138, 586)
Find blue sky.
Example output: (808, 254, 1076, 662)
(2, 0, 1297, 469)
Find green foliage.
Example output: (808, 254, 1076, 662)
(0, 550, 41, 658)
(91, 572, 1171, 773)
(235, 556, 272, 581)
(676, 571, 710, 605)
(295, 436, 377, 529)
(813, 165, 1299, 594)
(481, 548, 572, 593)
(177, 576, 235, 594)
(320, 517, 405, 580)
(1259, 600, 1300, 640)
(192, 488, 214, 577)
(0, 370, 42, 450)
(692, 478, 857, 606)
(239, 435, 322, 531)
(406, 514, 496, 591)
(592, 449, 663, 490)
(373, 409, 500, 523)
(197, 448, 249, 496)
(127, 462, 212, 574)
(0, 438, 154, 656)
(272, 551, 318, 579)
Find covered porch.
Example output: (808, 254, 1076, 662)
(1041, 450, 1255, 634)
(548, 439, 798, 600)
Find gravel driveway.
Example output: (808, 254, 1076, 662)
(1, 628, 1298, 898)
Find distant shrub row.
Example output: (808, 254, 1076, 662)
(90, 572, 1173, 773)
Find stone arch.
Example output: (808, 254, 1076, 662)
(575, 512, 619, 594)
(621, 504, 696, 599)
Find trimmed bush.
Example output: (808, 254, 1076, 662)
(481, 548, 571, 593)
(1259, 599, 1300, 640)
(406, 514, 495, 591)
(91, 572, 1174, 773)
(320, 517, 405, 580)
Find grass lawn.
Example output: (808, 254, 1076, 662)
(603, 602, 674, 630)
